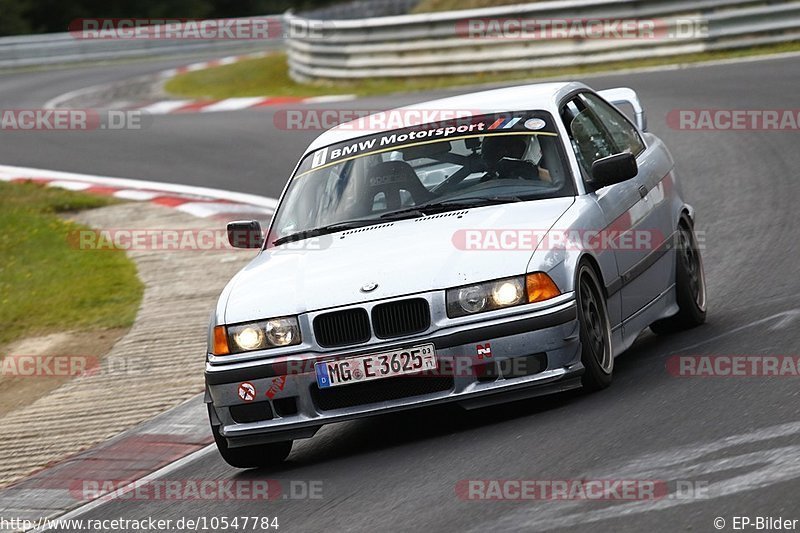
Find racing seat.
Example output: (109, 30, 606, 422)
(363, 161, 433, 212)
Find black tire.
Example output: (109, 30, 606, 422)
(576, 262, 614, 391)
(209, 407, 292, 469)
(650, 219, 707, 335)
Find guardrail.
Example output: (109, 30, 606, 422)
(0, 17, 283, 69)
(285, 0, 800, 80)
(299, 0, 420, 20)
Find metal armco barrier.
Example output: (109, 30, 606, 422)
(285, 0, 800, 80)
(0, 17, 283, 69)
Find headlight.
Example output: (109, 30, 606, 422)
(213, 316, 301, 355)
(232, 326, 265, 351)
(456, 285, 488, 314)
(492, 279, 524, 306)
(264, 318, 300, 346)
(446, 273, 560, 318)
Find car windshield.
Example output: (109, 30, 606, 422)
(269, 111, 574, 245)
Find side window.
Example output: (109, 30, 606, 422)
(560, 98, 617, 175)
(580, 93, 645, 156)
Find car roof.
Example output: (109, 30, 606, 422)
(303, 81, 589, 155)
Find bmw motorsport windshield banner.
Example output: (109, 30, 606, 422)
(298, 110, 559, 176)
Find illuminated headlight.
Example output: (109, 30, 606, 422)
(446, 273, 560, 318)
(492, 279, 524, 306)
(232, 326, 265, 351)
(221, 317, 301, 354)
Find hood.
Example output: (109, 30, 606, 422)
(223, 197, 574, 323)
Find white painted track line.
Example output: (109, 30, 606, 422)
(200, 97, 268, 112)
(33, 445, 217, 532)
(137, 99, 193, 114)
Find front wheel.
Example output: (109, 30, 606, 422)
(651, 220, 707, 335)
(209, 407, 292, 469)
(576, 263, 614, 392)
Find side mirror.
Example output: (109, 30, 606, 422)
(590, 152, 638, 189)
(227, 220, 263, 249)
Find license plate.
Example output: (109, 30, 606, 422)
(315, 343, 436, 389)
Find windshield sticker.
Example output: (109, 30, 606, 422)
(311, 146, 328, 168)
(298, 112, 558, 177)
(327, 122, 485, 163)
(487, 117, 522, 129)
(524, 118, 546, 130)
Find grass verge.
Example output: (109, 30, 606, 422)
(411, 0, 545, 13)
(164, 42, 800, 100)
(0, 181, 143, 346)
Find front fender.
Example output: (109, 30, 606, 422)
(526, 197, 622, 328)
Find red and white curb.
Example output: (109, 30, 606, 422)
(145, 52, 355, 114)
(43, 51, 356, 115)
(134, 93, 355, 114)
(158, 51, 270, 78)
(0, 395, 213, 530)
(0, 164, 277, 220)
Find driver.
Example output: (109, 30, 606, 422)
(480, 135, 551, 182)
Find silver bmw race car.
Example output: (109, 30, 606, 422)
(206, 82, 706, 468)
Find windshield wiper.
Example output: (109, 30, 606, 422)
(380, 196, 526, 218)
(272, 220, 376, 246)
(275, 196, 533, 246)
(274, 210, 432, 246)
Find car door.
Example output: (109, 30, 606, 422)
(561, 92, 666, 321)
(560, 95, 632, 327)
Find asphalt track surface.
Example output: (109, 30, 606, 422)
(1, 55, 799, 532)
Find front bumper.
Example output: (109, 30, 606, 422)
(206, 298, 582, 448)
